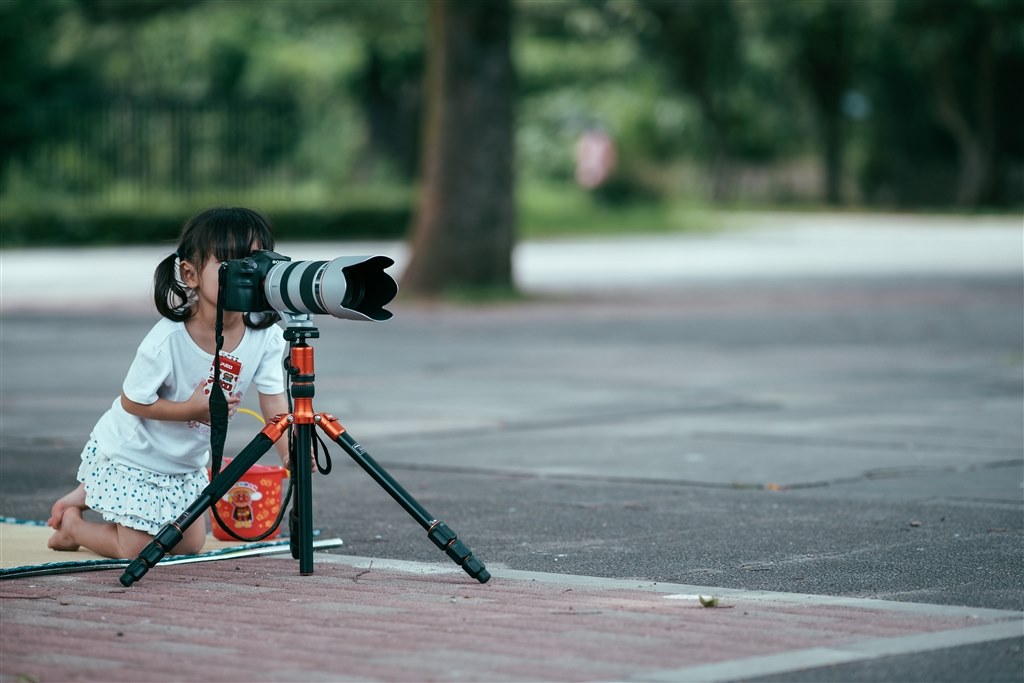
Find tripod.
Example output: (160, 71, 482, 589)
(120, 316, 489, 587)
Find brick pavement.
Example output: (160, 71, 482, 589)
(2, 554, 1020, 682)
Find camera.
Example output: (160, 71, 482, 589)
(219, 250, 397, 321)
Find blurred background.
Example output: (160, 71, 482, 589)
(1, 0, 1022, 290)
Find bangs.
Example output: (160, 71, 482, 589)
(182, 208, 276, 266)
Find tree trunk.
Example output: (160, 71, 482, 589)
(821, 110, 843, 206)
(402, 0, 516, 296)
(929, 27, 995, 206)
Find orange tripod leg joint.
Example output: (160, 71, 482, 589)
(314, 413, 346, 441)
(260, 413, 293, 442)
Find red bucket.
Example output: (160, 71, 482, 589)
(210, 460, 286, 541)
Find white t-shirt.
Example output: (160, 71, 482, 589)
(91, 318, 287, 475)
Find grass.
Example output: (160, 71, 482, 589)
(0, 180, 728, 248)
(519, 183, 723, 239)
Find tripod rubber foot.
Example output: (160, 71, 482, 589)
(119, 539, 169, 587)
(119, 558, 147, 587)
(463, 555, 491, 583)
(428, 521, 490, 583)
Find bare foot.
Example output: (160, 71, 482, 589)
(47, 507, 82, 552)
(48, 484, 87, 529)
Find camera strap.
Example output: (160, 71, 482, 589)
(208, 265, 230, 478)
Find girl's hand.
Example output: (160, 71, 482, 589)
(227, 392, 242, 419)
(184, 381, 240, 424)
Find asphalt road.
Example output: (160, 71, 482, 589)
(1, 213, 1022, 681)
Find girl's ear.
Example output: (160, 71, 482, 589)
(179, 260, 199, 288)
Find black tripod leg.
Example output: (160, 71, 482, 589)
(119, 415, 291, 587)
(291, 423, 315, 575)
(315, 414, 490, 583)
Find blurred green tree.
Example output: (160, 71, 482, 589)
(754, 0, 874, 205)
(883, 0, 1021, 206)
(3, 0, 1021, 231)
(344, 2, 426, 181)
(0, 0, 96, 186)
(636, 0, 744, 201)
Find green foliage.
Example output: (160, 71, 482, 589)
(0, 0, 100, 180)
(1, 0, 1022, 250)
(858, 0, 1024, 206)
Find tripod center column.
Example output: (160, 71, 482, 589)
(290, 345, 315, 424)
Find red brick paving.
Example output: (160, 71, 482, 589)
(1, 558, 1018, 682)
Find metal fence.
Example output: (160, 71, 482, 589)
(9, 95, 302, 203)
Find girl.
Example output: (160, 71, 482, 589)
(47, 207, 290, 559)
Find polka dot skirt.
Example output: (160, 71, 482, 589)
(77, 440, 209, 535)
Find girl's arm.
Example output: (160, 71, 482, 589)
(259, 392, 291, 466)
(120, 382, 240, 424)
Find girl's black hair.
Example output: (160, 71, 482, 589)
(154, 207, 280, 329)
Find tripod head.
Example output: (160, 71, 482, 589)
(281, 313, 320, 343)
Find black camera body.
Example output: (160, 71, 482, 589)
(219, 249, 396, 322)
(220, 250, 290, 313)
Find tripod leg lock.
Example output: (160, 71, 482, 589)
(119, 522, 183, 587)
(427, 520, 491, 583)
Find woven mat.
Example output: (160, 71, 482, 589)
(0, 517, 341, 579)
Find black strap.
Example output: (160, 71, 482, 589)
(209, 265, 229, 478)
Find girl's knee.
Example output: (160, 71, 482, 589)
(171, 524, 206, 555)
(116, 526, 155, 559)
(173, 537, 205, 555)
